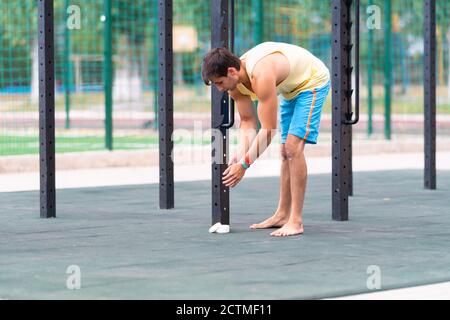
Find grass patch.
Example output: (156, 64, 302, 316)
(0, 134, 218, 156)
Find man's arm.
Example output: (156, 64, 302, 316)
(228, 88, 258, 164)
(222, 61, 278, 187)
(240, 69, 278, 165)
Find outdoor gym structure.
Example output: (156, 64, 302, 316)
(38, 0, 437, 222)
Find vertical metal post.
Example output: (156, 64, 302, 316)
(38, 0, 56, 218)
(211, 0, 232, 225)
(153, 0, 159, 131)
(332, 0, 353, 221)
(252, 0, 263, 46)
(424, 0, 436, 189)
(384, 0, 392, 140)
(158, 0, 174, 209)
(104, 0, 113, 150)
(64, 0, 71, 129)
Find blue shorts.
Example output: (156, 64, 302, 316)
(279, 81, 330, 144)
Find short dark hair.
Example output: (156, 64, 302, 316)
(201, 47, 241, 85)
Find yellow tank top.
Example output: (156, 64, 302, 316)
(236, 42, 330, 101)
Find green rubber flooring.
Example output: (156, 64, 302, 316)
(1, 170, 449, 299)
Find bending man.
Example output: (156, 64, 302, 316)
(201, 42, 330, 237)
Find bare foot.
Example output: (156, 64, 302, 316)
(250, 212, 289, 229)
(270, 221, 304, 237)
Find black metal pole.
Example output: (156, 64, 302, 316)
(332, 0, 353, 221)
(158, 0, 174, 209)
(348, 0, 360, 197)
(211, 0, 233, 225)
(424, 0, 436, 190)
(38, 0, 56, 218)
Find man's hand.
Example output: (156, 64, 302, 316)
(223, 163, 246, 188)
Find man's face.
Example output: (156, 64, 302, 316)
(211, 67, 239, 92)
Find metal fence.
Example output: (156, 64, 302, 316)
(0, 0, 449, 155)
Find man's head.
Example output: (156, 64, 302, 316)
(201, 47, 241, 92)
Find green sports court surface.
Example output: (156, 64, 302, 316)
(1, 170, 449, 299)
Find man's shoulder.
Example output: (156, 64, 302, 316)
(251, 56, 278, 78)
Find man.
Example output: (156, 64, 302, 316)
(201, 42, 330, 237)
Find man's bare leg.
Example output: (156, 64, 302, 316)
(271, 135, 306, 237)
(250, 145, 291, 229)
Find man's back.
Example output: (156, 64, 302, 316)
(237, 42, 330, 100)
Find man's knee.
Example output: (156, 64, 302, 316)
(285, 139, 305, 160)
